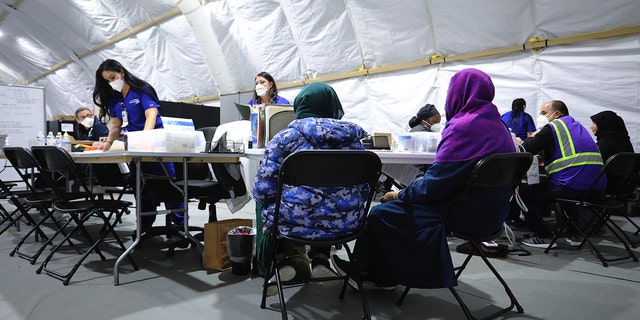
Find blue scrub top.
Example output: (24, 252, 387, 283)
(108, 89, 163, 131)
(247, 95, 290, 106)
(501, 111, 536, 141)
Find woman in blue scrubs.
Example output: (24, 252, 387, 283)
(92, 59, 184, 232)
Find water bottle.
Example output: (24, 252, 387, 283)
(36, 131, 46, 146)
(46, 131, 55, 146)
(61, 132, 71, 152)
(55, 132, 62, 147)
(3, 135, 9, 147)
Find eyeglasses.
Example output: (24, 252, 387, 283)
(77, 113, 93, 120)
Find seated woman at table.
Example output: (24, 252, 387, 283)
(409, 103, 441, 176)
(590, 110, 636, 194)
(331, 68, 516, 289)
(408, 103, 442, 132)
(253, 82, 367, 287)
(377, 103, 442, 194)
(92, 58, 184, 231)
(247, 71, 290, 106)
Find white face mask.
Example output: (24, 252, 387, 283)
(429, 123, 442, 132)
(80, 116, 94, 128)
(255, 84, 268, 97)
(536, 114, 550, 129)
(110, 78, 125, 92)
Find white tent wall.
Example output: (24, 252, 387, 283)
(0, 0, 638, 150)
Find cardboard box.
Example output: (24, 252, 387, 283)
(52, 115, 75, 121)
(203, 218, 253, 271)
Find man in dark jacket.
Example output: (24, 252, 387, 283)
(520, 100, 605, 248)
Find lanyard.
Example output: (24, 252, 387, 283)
(120, 102, 129, 128)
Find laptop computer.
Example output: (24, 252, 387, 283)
(234, 102, 252, 121)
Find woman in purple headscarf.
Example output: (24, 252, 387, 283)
(332, 69, 515, 289)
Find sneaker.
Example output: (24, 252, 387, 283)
(265, 256, 310, 297)
(311, 257, 341, 287)
(565, 235, 584, 247)
(331, 255, 397, 291)
(521, 236, 558, 249)
(311, 257, 339, 278)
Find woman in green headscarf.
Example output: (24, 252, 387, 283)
(293, 82, 344, 119)
(254, 82, 367, 293)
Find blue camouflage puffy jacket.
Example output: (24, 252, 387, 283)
(253, 117, 369, 239)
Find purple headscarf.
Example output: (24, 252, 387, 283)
(434, 68, 515, 162)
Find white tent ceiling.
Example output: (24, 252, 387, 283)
(0, 0, 639, 148)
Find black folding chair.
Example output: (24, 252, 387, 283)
(166, 127, 248, 256)
(259, 150, 381, 320)
(2, 146, 81, 264)
(397, 152, 533, 320)
(545, 152, 640, 266)
(0, 178, 21, 230)
(31, 146, 138, 285)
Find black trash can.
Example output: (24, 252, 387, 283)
(226, 226, 256, 275)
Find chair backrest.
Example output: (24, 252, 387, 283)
(198, 126, 217, 153)
(174, 127, 246, 200)
(3, 146, 39, 170)
(599, 152, 640, 197)
(31, 146, 93, 198)
(278, 150, 382, 187)
(467, 152, 533, 189)
(173, 160, 212, 181)
(3, 146, 55, 193)
(445, 152, 533, 230)
(272, 150, 382, 238)
(205, 128, 247, 199)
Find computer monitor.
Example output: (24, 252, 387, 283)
(234, 102, 251, 121)
(259, 104, 295, 147)
(265, 104, 295, 141)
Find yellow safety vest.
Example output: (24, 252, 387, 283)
(545, 119, 603, 175)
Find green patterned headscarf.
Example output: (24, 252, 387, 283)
(293, 82, 344, 119)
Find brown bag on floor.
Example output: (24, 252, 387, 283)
(203, 218, 253, 271)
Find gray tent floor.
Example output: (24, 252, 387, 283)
(1, 195, 639, 320)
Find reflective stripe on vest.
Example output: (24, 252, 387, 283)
(545, 119, 603, 175)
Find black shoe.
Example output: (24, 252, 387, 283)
(506, 218, 527, 228)
(331, 255, 397, 291)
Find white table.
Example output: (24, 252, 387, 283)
(244, 148, 436, 191)
(244, 148, 435, 164)
(72, 151, 240, 285)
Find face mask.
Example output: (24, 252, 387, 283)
(429, 123, 442, 132)
(536, 114, 550, 129)
(110, 78, 125, 92)
(80, 116, 94, 128)
(255, 84, 268, 97)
